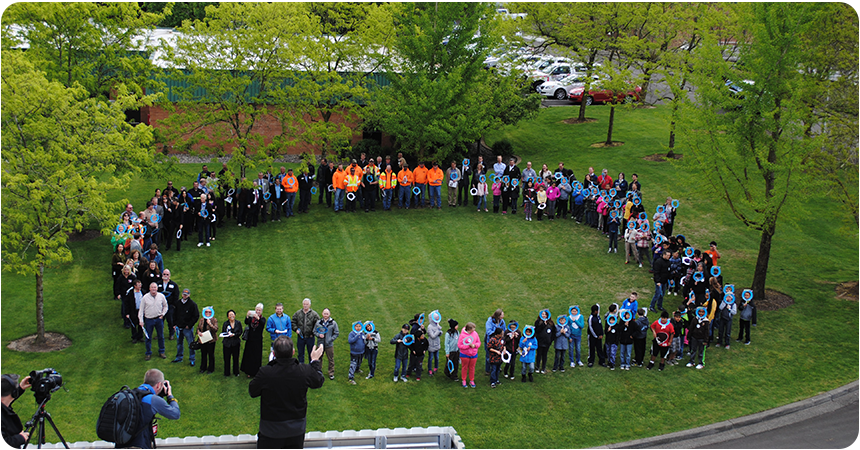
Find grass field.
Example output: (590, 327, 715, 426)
(1, 105, 857, 449)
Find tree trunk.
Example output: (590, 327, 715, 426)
(35, 262, 46, 345)
(751, 227, 773, 302)
(605, 105, 615, 145)
(577, 98, 587, 121)
(668, 119, 676, 158)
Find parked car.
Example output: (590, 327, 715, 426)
(529, 61, 600, 89)
(568, 84, 642, 105)
(536, 73, 598, 99)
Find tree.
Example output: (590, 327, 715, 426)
(157, 2, 309, 180)
(139, 2, 216, 28)
(373, 2, 539, 162)
(595, 62, 641, 146)
(2, 2, 167, 100)
(269, 2, 395, 161)
(679, 3, 852, 300)
(1, 52, 154, 345)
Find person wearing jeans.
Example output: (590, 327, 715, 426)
(650, 251, 671, 311)
(138, 282, 168, 360)
(567, 307, 585, 366)
(172, 289, 199, 366)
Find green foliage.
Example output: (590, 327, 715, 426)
(372, 2, 539, 162)
(1, 2, 167, 100)
(491, 138, 513, 156)
(1, 51, 154, 341)
(139, 2, 216, 28)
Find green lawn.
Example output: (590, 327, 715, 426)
(1, 105, 857, 449)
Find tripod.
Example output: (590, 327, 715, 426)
(23, 395, 69, 449)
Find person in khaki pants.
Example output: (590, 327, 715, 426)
(313, 308, 339, 380)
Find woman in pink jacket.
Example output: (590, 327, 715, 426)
(596, 195, 608, 232)
(458, 322, 481, 388)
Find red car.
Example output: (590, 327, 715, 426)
(568, 85, 642, 105)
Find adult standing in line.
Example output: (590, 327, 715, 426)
(298, 167, 313, 214)
(363, 159, 379, 212)
(313, 308, 339, 380)
(492, 155, 505, 179)
(651, 251, 671, 313)
(197, 307, 219, 374)
(281, 169, 298, 219)
(115, 265, 136, 329)
(159, 269, 179, 341)
(503, 158, 521, 214)
(521, 161, 537, 184)
(222, 310, 243, 377)
(292, 299, 320, 364)
(471, 156, 485, 206)
(138, 282, 169, 361)
(172, 288, 199, 367)
(413, 162, 428, 208)
(397, 163, 413, 209)
(483, 309, 506, 375)
(249, 337, 325, 449)
(316, 158, 332, 207)
(379, 165, 397, 211)
(444, 161, 460, 208)
(266, 303, 292, 349)
(332, 164, 346, 213)
(242, 303, 266, 378)
(457, 157, 471, 207)
(124, 279, 145, 344)
(255, 172, 270, 224)
(597, 168, 613, 191)
(629, 173, 641, 194)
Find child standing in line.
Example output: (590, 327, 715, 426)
(458, 322, 481, 388)
(667, 310, 686, 365)
(502, 324, 521, 378)
(491, 178, 502, 213)
(487, 328, 504, 387)
(347, 322, 366, 385)
(647, 311, 675, 372)
(718, 295, 737, 349)
(476, 175, 488, 212)
(737, 298, 754, 345)
(523, 181, 536, 222)
(444, 319, 460, 380)
(534, 312, 555, 373)
(618, 312, 634, 370)
(633, 308, 649, 367)
(536, 185, 548, 221)
(390, 324, 410, 382)
(587, 304, 606, 367)
(519, 327, 537, 382)
(363, 323, 380, 380)
(687, 309, 709, 369)
(552, 316, 569, 372)
(607, 211, 620, 252)
(426, 318, 442, 376)
(501, 179, 512, 214)
(409, 330, 429, 381)
(604, 312, 619, 370)
(621, 293, 639, 317)
(568, 307, 585, 367)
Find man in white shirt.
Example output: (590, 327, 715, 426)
(139, 282, 169, 361)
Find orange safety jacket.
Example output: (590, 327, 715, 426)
(347, 164, 363, 181)
(428, 168, 444, 186)
(398, 169, 413, 187)
(332, 169, 346, 190)
(345, 174, 361, 192)
(379, 170, 397, 189)
(413, 166, 428, 184)
(282, 175, 299, 193)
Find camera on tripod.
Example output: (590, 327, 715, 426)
(29, 368, 63, 404)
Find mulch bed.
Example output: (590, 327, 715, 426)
(643, 153, 684, 162)
(835, 281, 858, 301)
(562, 118, 598, 124)
(590, 141, 625, 148)
(756, 289, 795, 311)
(7, 332, 72, 353)
(67, 230, 101, 242)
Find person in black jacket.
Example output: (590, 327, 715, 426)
(297, 169, 313, 213)
(172, 289, 199, 367)
(222, 310, 244, 377)
(633, 308, 649, 366)
(534, 313, 555, 374)
(316, 159, 332, 207)
(650, 251, 671, 312)
(587, 304, 606, 367)
(158, 269, 180, 341)
(249, 336, 324, 449)
(457, 158, 472, 206)
(2, 374, 31, 449)
(502, 158, 521, 214)
(114, 265, 136, 329)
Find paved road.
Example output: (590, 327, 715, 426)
(699, 400, 859, 449)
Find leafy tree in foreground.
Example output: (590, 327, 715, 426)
(1, 52, 154, 345)
(679, 3, 854, 300)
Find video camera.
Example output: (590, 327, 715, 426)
(29, 368, 63, 404)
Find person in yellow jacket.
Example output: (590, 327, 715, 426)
(413, 162, 429, 208)
(332, 164, 346, 212)
(397, 164, 413, 209)
(344, 167, 363, 213)
(378, 165, 397, 211)
(363, 160, 379, 212)
(428, 162, 445, 209)
(346, 159, 364, 210)
(281, 168, 299, 218)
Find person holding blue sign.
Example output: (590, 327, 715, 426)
(347, 322, 367, 385)
(362, 159, 379, 212)
(491, 176, 502, 213)
(716, 292, 737, 349)
(475, 168, 489, 212)
(413, 162, 428, 208)
(390, 324, 411, 382)
(552, 316, 570, 372)
(518, 327, 537, 382)
(281, 169, 298, 218)
(483, 309, 506, 374)
(458, 322, 481, 388)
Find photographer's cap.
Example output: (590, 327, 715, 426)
(1, 374, 19, 396)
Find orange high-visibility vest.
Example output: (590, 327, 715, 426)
(398, 169, 413, 187)
(379, 171, 397, 189)
(345, 174, 360, 192)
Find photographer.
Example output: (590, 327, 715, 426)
(1, 374, 31, 448)
(125, 369, 180, 449)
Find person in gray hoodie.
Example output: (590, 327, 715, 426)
(426, 319, 443, 376)
(717, 296, 738, 349)
(313, 308, 339, 380)
(363, 322, 381, 379)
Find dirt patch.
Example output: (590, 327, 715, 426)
(756, 289, 795, 311)
(562, 118, 598, 125)
(7, 332, 72, 353)
(644, 153, 684, 162)
(67, 230, 101, 242)
(590, 141, 625, 148)
(835, 281, 858, 301)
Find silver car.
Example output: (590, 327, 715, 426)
(536, 73, 598, 100)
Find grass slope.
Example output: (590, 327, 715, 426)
(1, 106, 857, 449)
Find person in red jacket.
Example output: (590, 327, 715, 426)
(647, 311, 675, 372)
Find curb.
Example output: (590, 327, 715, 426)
(602, 381, 858, 449)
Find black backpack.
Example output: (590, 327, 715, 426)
(96, 385, 151, 447)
